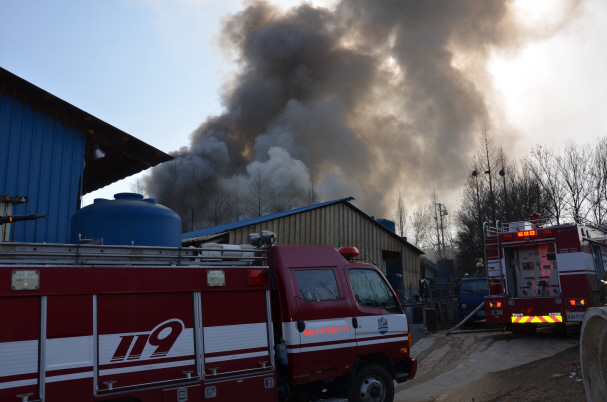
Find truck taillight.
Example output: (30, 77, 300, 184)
(248, 270, 266, 286)
(517, 230, 536, 238)
(567, 298, 586, 306)
(488, 301, 502, 308)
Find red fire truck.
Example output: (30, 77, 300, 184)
(0, 232, 416, 402)
(484, 215, 607, 331)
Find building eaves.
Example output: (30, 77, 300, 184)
(0, 67, 173, 194)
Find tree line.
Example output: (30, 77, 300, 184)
(136, 168, 321, 233)
(446, 132, 606, 276)
(393, 132, 607, 277)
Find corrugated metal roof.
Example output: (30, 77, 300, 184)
(182, 197, 354, 239)
(0, 67, 172, 194)
(182, 231, 229, 244)
(182, 197, 424, 255)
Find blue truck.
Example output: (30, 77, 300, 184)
(457, 277, 489, 325)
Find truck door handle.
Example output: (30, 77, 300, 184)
(352, 317, 358, 328)
(297, 319, 305, 332)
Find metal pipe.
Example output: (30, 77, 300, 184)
(446, 302, 485, 335)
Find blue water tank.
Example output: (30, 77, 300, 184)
(377, 218, 396, 233)
(70, 193, 182, 247)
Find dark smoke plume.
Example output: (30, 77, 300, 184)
(144, 0, 579, 229)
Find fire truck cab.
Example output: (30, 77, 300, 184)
(484, 215, 607, 330)
(0, 233, 416, 402)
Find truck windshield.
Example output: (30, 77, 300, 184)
(460, 280, 488, 295)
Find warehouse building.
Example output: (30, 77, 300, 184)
(0, 67, 171, 243)
(182, 197, 424, 298)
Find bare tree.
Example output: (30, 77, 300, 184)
(247, 169, 272, 218)
(409, 205, 429, 248)
(527, 146, 566, 224)
(204, 177, 235, 227)
(480, 126, 497, 223)
(591, 137, 607, 225)
(557, 141, 592, 222)
(393, 189, 408, 237)
(129, 177, 144, 195)
(306, 184, 320, 206)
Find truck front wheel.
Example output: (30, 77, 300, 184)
(349, 363, 394, 402)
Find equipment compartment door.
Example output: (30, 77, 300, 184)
(512, 243, 559, 298)
(97, 293, 197, 393)
(201, 290, 272, 377)
(0, 297, 40, 402)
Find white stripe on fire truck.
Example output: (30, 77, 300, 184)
(1, 359, 198, 388)
(287, 341, 353, 354)
(556, 252, 592, 272)
(0, 339, 38, 378)
(286, 336, 409, 354)
(99, 358, 195, 376)
(203, 323, 268, 354)
(46, 370, 93, 383)
(558, 270, 597, 276)
(357, 336, 409, 347)
(205, 350, 269, 363)
(98, 329, 194, 365)
(0, 378, 37, 390)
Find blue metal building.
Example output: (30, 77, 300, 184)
(0, 67, 172, 243)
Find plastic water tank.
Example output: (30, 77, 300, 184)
(70, 193, 182, 247)
(377, 218, 396, 233)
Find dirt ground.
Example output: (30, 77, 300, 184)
(394, 326, 586, 402)
(431, 345, 585, 402)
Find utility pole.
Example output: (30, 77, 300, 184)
(499, 148, 510, 222)
(472, 170, 484, 265)
(434, 201, 441, 257)
(437, 203, 448, 258)
(499, 168, 509, 222)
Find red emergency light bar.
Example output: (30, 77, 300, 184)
(517, 230, 536, 238)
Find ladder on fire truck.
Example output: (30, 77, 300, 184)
(0, 242, 266, 266)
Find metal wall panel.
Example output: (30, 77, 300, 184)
(226, 202, 421, 292)
(0, 90, 85, 243)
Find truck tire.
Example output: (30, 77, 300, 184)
(349, 363, 394, 402)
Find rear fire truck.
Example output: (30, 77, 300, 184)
(0, 232, 416, 402)
(484, 215, 607, 331)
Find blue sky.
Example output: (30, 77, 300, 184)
(2, 0, 607, 210)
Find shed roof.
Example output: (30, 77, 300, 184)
(182, 197, 424, 254)
(0, 67, 172, 194)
